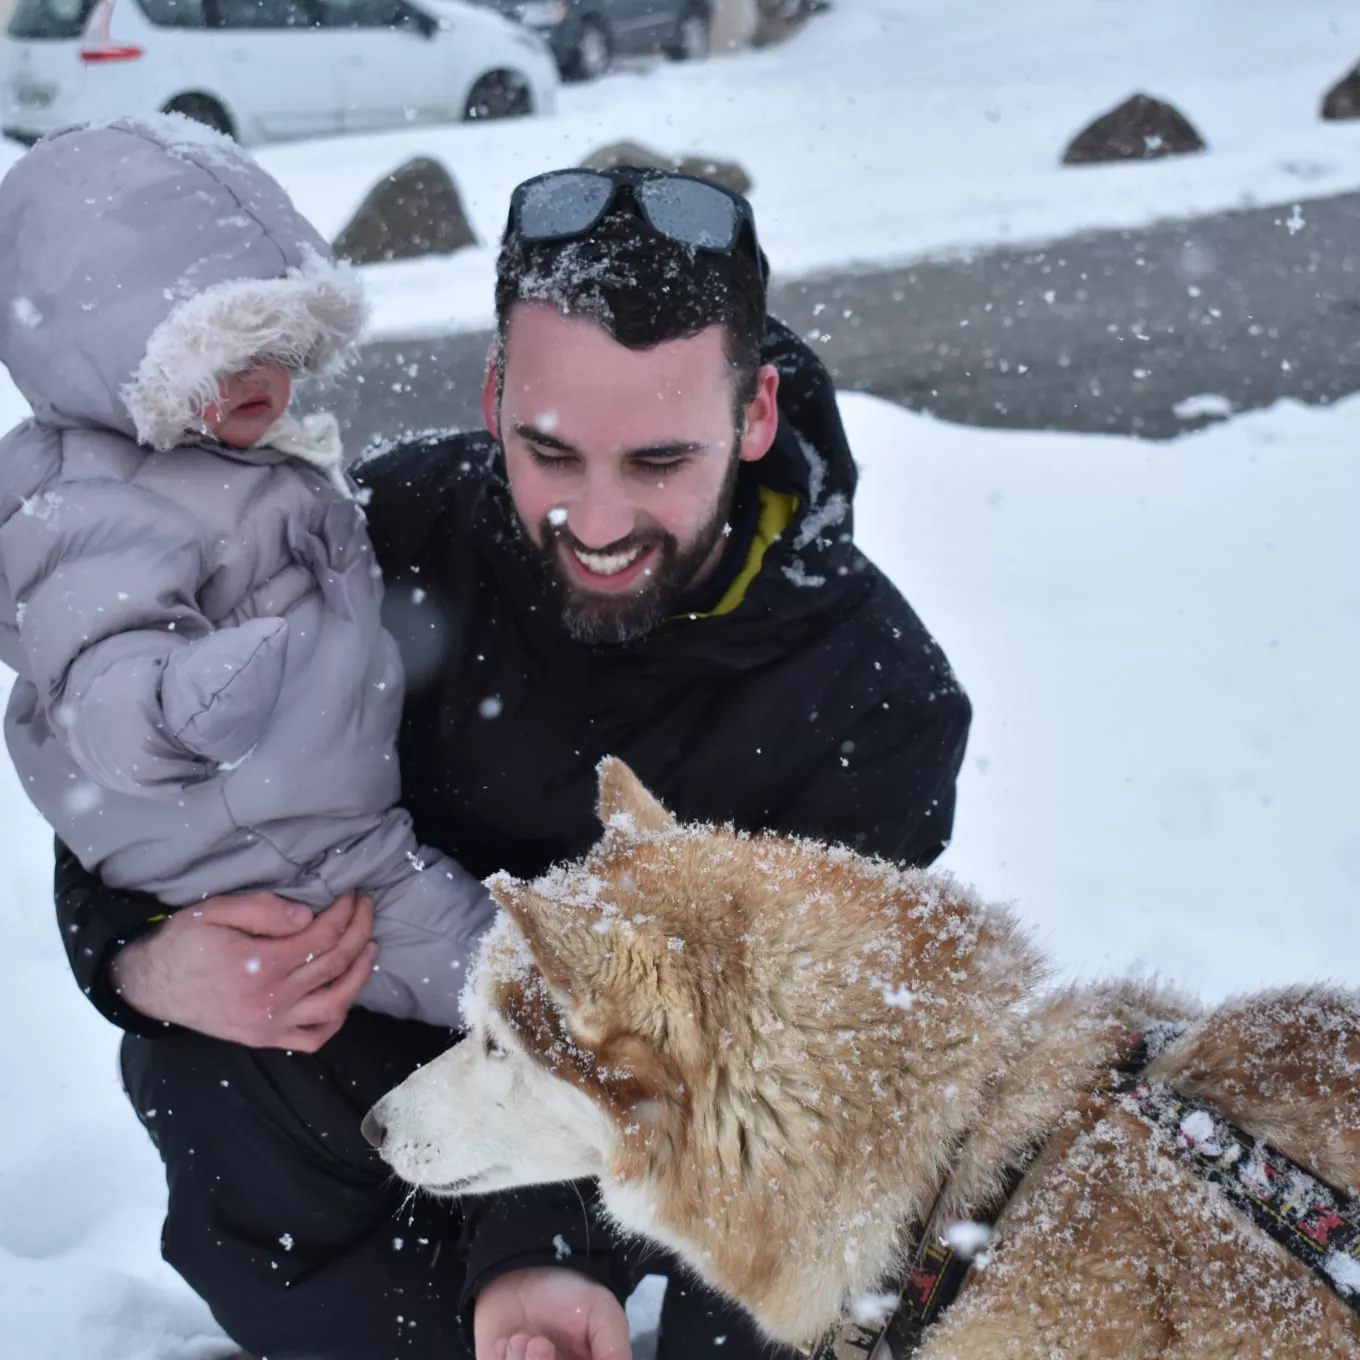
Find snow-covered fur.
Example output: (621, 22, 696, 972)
(0, 117, 492, 1027)
(371, 759, 1360, 1356)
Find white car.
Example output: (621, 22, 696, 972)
(0, 0, 559, 146)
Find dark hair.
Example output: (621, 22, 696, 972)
(494, 208, 766, 413)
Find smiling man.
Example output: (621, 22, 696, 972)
(54, 168, 971, 1360)
(496, 307, 776, 643)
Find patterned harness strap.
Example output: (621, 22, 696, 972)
(800, 1021, 1360, 1358)
(800, 1026, 1176, 1359)
(802, 1235, 977, 1359)
(1117, 1079, 1360, 1314)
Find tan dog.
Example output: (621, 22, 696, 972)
(370, 759, 1360, 1357)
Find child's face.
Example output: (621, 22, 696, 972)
(201, 364, 293, 448)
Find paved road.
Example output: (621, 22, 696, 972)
(326, 189, 1360, 451)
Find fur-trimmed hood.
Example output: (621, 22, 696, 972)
(0, 114, 366, 450)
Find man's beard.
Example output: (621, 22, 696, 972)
(536, 452, 741, 645)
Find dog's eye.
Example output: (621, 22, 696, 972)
(483, 1031, 508, 1059)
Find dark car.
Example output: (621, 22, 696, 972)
(475, 0, 710, 81)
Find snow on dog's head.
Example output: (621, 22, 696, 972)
(368, 757, 1043, 1346)
(362, 890, 619, 1198)
(367, 759, 689, 1198)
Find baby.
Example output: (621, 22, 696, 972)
(0, 114, 492, 1027)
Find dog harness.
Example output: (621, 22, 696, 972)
(803, 1027, 1360, 1359)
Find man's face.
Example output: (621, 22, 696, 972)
(485, 303, 779, 643)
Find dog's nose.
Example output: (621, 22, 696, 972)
(360, 1109, 386, 1150)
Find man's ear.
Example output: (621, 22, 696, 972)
(482, 345, 501, 439)
(488, 875, 599, 993)
(597, 757, 676, 836)
(738, 363, 780, 465)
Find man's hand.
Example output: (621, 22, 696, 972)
(475, 1268, 631, 1360)
(109, 890, 377, 1051)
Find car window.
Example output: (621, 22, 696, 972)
(6, 0, 99, 40)
(319, 0, 408, 27)
(136, 0, 206, 27)
(207, 0, 318, 29)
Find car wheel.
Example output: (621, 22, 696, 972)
(162, 94, 235, 139)
(667, 8, 710, 61)
(567, 18, 611, 82)
(464, 70, 534, 121)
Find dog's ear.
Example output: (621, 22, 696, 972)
(489, 876, 601, 994)
(597, 757, 675, 836)
(598, 1032, 688, 1139)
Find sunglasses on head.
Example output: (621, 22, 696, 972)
(505, 167, 769, 288)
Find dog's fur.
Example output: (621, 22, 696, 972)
(371, 760, 1360, 1357)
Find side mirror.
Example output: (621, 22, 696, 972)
(396, 2, 438, 37)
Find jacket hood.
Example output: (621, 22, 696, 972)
(748, 315, 861, 586)
(0, 114, 366, 450)
(638, 315, 873, 671)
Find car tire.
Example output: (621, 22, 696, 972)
(162, 94, 235, 139)
(464, 70, 535, 121)
(567, 18, 611, 82)
(666, 7, 710, 61)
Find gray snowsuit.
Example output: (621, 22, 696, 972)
(0, 115, 492, 1026)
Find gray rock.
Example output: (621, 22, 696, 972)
(581, 140, 754, 198)
(752, 0, 826, 48)
(1062, 93, 1206, 166)
(1322, 63, 1360, 120)
(332, 157, 477, 265)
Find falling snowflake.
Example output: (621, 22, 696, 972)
(62, 782, 102, 817)
(1325, 1250, 1360, 1295)
(11, 297, 41, 328)
(944, 1221, 992, 1258)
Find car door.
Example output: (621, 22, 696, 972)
(317, 0, 455, 133)
(600, 0, 663, 56)
(203, 0, 343, 141)
(630, 0, 680, 50)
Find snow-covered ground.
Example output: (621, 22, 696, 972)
(2, 363, 1357, 1355)
(255, 0, 1360, 337)
(848, 389, 1360, 1002)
